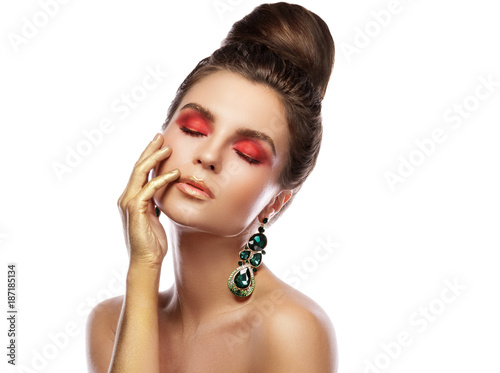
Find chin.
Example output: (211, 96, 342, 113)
(156, 187, 215, 233)
(156, 182, 257, 237)
(163, 203, 248, 239)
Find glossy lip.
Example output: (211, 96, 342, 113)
(175, 176, 215, 200)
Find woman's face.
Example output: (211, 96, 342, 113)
(152, 70, 290, 237)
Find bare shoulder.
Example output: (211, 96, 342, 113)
(87, 294, 124, 334)
(256, 280, 338, 373)
(85, 295, 124, 372)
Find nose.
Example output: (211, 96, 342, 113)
(194, 139, 222, 173)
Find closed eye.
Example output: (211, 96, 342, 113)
(180, 126, 206, 137)
(180, 126, 261, 165)
(234, 149, 261, 165)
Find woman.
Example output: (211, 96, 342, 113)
(86, 2, 337, 372)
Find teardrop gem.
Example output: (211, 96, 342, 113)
(239, 250, 251, 260)
(228, 264, 255, 297)
(250, 253, 262, 267)
(234, 267, 251, 288)
(248, 233, 267, 251)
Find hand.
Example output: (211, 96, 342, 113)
(117, 133, 180, 269)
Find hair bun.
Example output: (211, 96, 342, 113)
(221, 2, 334, 98)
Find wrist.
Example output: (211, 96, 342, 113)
(126, 261, 162, 287)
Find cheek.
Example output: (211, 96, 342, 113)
(216, 169, 276, 222)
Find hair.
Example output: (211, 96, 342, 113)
(161, 2, 335, 223)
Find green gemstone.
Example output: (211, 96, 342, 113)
(250, 253, 262, 267)
(234, 267, 251, 289)
(239, 250, 251, 260)
(248, 233, 267, 251)
(258, 226, 265, 233)
(238, 261, 243, 266)
(263, 218, 268, 224)
(253, 268, 257, 272)
(228, 268, 255, 297)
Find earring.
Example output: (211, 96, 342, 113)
(155, 205, 161, 218)
(227, 218, 268, 297)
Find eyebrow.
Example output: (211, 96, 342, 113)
(179, 102, 277, 156)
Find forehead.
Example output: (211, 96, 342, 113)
(177, 70, 289, 155)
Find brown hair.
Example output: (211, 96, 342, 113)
(162, 2, 335, 223)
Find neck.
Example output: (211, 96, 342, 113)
(164, 220, 262, 330)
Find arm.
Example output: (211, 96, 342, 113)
(86, 133, 180, 372)
(108, 264, 162, 372)
(86, 267, 161, 373)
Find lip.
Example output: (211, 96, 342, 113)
(175, 176, 215, 200)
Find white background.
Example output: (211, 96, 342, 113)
(1, 0, 499, 372)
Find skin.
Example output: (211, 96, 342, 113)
(86, 70, 338, 373)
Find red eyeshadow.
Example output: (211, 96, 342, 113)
(234, 139, 270, 163)
(177, 110, 211, 135)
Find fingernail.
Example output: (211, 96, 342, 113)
(160, 145, 170, 151)
(153, 133, 161, 141)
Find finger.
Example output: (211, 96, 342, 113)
(134, 169, 180, 207)
(118, 134, 169, 211)
(126, 145, 173, 197)
(118, 144, 172, 211)
(135, 133, 163, 166)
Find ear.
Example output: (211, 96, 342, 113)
(259, 190, 293, 222)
